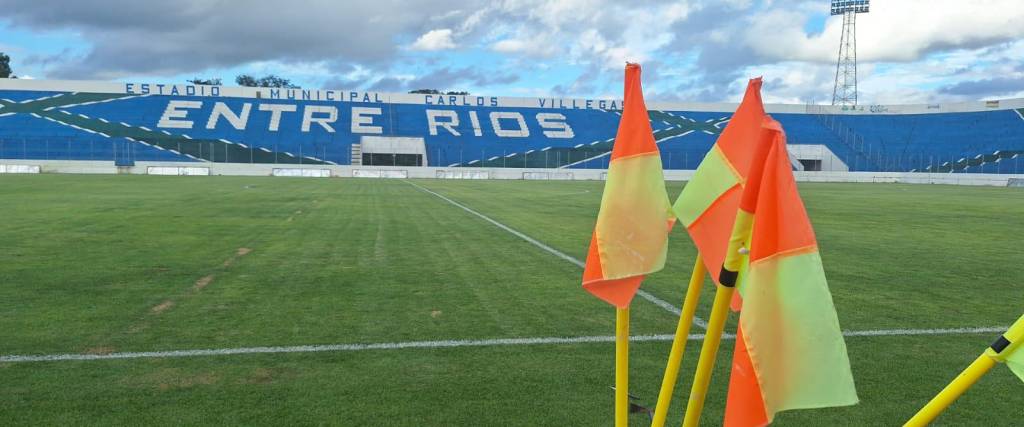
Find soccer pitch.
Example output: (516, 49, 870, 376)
(1, 175, 1021, 426)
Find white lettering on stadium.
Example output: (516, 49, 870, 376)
(157, 102, 575, 139)
(125, 83, 619, 111)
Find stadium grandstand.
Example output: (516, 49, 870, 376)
(2, 79, 1023, 175)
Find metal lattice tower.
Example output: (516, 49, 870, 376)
(831, 0, 869, 106)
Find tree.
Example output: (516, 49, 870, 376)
(445, 91, 469, 95)
(0, 53, 12, 79)
(188, 77, 222, 85)
(258, 75, 298, 88)
(235, 74, 259, 87)
(235, 74, 299, 88)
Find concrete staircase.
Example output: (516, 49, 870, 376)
(350, 143, 362, 165)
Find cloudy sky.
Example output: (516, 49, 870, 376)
(1, 0, 1022, 104)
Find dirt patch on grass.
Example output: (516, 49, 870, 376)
(84, 346, 117, 355)
(151, 300, 175, 314)
(127, 323, 148, 333)
(222, 247, 253, 267)
(244, 368, 275, 384)
(240, 367, 297, 385)
(193, 275, 214, 290)
(156, 372, 221, 390)
(431, 310, 443, 318)
(285, 210, 304, 223)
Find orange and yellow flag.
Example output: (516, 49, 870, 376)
(674, 78, 857, 425)
(673, 78, 767, 292)
(722, 117, 858, 426)
(582, 63, 673, 308)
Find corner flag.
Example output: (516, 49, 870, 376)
(723, 116, 859, 426)
(581, 63, 673, 308)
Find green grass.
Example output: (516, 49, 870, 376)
(0, 175, 1022, 425)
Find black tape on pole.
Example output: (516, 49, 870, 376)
(991, 335, 1011, 354)
(719, 268, 739, 288)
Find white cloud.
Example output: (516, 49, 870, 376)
(726, 37, 1024, 105)
(248, 60, 330, 78)
(489, 35, 558, 57)
(738, 0, 1024, 64)
(3, 0, 1023, 102)
(857, 0, 1024, 62)
(410, 29, 457, 51)
(483, 0, 692, 69)
(491, 39, 527, 54)
(0, 0, 479, 78)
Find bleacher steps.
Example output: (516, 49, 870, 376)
(350, 144, 362, 165)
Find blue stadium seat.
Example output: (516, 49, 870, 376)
(1, 86, 1022, 173)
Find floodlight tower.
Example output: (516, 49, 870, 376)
(830, 0, 869, 106)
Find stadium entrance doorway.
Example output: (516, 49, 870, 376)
(788, 144, 848, 172)
(354, 136, 428, 167)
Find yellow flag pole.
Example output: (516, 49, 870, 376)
(904, 314, 1024, 426)
(650, 255, 708, 427)
(903, 354, 996, 427)
(680, 283, 736, 427)
(616, 306, 630, 427)
(681, 210, 753, 427)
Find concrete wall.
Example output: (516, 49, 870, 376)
(2, 159, 1021, 187)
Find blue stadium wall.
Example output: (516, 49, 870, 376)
(1, 79, 1023, 173)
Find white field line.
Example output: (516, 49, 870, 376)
(1014, 108, 1024, 121)
(404, 180, 705, 328)
(0, 326, 1006, 364)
